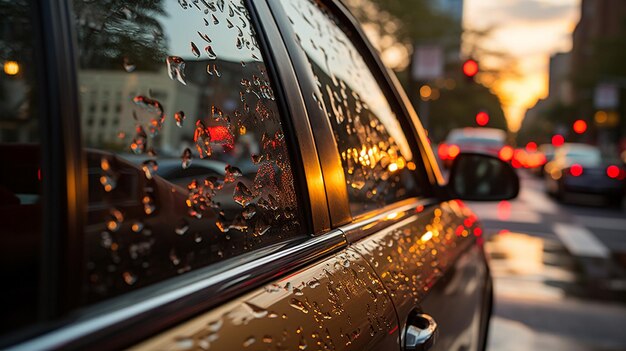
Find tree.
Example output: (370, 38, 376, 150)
(73, 0, 168, 71)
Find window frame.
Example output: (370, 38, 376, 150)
(267, 0, 442, 227)
(2, 0, 344, 348)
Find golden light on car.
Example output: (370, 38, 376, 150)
(420, 230, 433, 242)
(386, 212, 399, 220)
(3, 60, 19, 75)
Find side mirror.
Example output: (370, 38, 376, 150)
(448, 153, 519, 201)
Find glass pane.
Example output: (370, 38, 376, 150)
(280, 0, 420, 216)
(73, 0, 302, 303)
(0, 0, 42, 333)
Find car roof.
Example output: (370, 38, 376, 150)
(446, 127, 507, 141)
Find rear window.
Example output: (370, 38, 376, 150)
(565, 149, 601, 166)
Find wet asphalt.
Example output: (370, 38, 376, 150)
(467, 171, 626, 351)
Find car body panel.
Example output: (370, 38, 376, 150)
(346, 199, 488, 350)
(132, 248, 400, 351)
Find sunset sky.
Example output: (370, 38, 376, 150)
(463, 0, 581, 132)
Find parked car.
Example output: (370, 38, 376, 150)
(438, 127, 510, 168)
(0, 0, 518, 350)
(544, 143, 626, 204)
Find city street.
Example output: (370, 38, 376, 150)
(468, 171, 626, 351)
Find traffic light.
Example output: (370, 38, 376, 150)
(475, 111, 489, 126)
(573, 119, 587, 134)
(462, 59, 479, 78)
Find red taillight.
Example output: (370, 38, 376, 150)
(607, 165, 620, 179)
(570, 164, 583, 177)
(448, 144, 460, 159)
(438, 144, 449, 160)
(498, 146, 514, 162)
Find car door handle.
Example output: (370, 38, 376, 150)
(404, 313, 438, 351)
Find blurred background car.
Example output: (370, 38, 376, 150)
(544, 143, 626, 205)
(438, 127, 510, 168)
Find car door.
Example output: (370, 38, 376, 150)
(1, 0, 400, 349)
(268, 0, 492, 350)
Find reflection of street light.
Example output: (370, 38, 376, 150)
(3, 61, 19, 75)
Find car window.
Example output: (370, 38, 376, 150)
(0, 0, 42, 333)
(280, 0, 420, 216)
(73, 0, 303, 304)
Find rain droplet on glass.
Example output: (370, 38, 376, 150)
(141, 159, 158, 179)
(181, 148, 192, 169)
(191, 42, 201, 58)
(123, 57, 136, 72)
(205, 45, 217, 60)
(166, 56, 187, 85)
(233, 182, 254, 207)
(174, 110, 186, 127)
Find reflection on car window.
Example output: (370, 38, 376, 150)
(74, 0, 302, 303)
(280, 0, 420, 216)
(0, 0, 42, 333)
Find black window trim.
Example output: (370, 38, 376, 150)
(2, 0, 345, 348)
(267, 0, 353, 228)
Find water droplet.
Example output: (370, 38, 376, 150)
(208, 319, 223, 332)
(212, 13, 219, 24)
(107, 209, 124, 232)
(175, 337, 194, 350)
(224, 165, 243, 183)
(131, 221, 144, 233)
(205, 45, 217, 60)
(166, 56, 187, 85)
(142, 159, 158, 179)
(142, 193, 156, 215)
(191, 42, 201, 58)
(244, 301, 268, 318)
(170, 249, 180, 266)
(254, 217, 270, 236)
(289, 298, 309, 314)
(204, 18, 209, 26)
(130, 125, 147, 154)
(233, 182, 254, 207)
(174, 110, 185, 127)
(194, 120, 212, 158)
(198, 31, 211, 43)
(307, 278, 321, 289)
(293, 287, 304, 296)
(178, 149, 192, 170)
(242, 204, 256, 219)
(175, 219, 189, 235)
(262, 335, 272, 343)
(132, 96, 166, 137)
(123, 57, 135, 72)
(298, 337, 308, 350)
(123, 271, 137, 285)
(243, 336, 255, 347)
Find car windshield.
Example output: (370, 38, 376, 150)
(565, 149, 601, 166)
(448, 136, 504, 146)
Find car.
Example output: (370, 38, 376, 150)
(544, 143, 626, 204)
(438, 127, 510, 168)
(0, 0, 519, 350)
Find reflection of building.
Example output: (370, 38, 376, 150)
(548, 52, 572, 106)
(79, 70, 200, 154)
(571, 0, 626, 149)
(78, 59, 246, 155)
